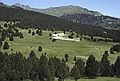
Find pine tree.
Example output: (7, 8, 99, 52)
(70, 65, 80, 81)
(68, 35, 73, 39)
(9, 36, 14, 41)
(38, 54, 48, 81)
(52, 39, 56, 42)
(28, 51, 39, 80)
(84, 55, 98, 79)
(0, 39, 2, 47)
(3, 41, 9, 49)
(100, 51, 113, 77)
(19, 32, 24, 38)
(36, 29, 39, 34)
(4, 23, 7, 27)
(0, 72, 7, 81)
(38, 46, 42, 51)
(1, 30, 6, 41)
(114, 56, 120, 77)
(76, 34, 79, 38)
(91, 36, 93, 40)
(64, 53, 69, 62)
(29, 51, 36, 58)
(28, 29, 31, 33)
(75, 58, 85, 77)
(74, 56, 77, 61)
(58, 59, 69, 81)
(52, 57, 61, 77)
(32, 31, 35, 36)
(49, 33, 52, 36)
(110, 47, 114, 54)
(8, 70, 21, 81)
(47, 58, 55, 81)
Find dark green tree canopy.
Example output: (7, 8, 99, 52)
(84, 55, 98, 79)
(3, 41, 9, 49)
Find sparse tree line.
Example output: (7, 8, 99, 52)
(0, 23, 24, 49)
(110, 44, 120, 54)
(0, 23, 24, 41)
(83, 36, 113, 43)
(28, 29, 42, 36)
(0, 50, 119, 81)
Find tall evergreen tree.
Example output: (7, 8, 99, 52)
(52, 57, 61, 77)
(70, 65, 80, 81)
(38, 54, 48, 81)
(110, 47, 114, 54)
(0, 72, 7, 81)
(28, 51, 39, 80)
(47, 57, 55, 81)
(19, 32, 24, 38)
(1, 30, 6, 41)
(58, 59, 69, 81)
(100, 51, 113, 77)
(3, 41, 9, 49)
(0, 39, 2, 47)
(36, 29, 39, 34)
(84, 55, 98, 79)
(32, 31, 35, 36)
(49, 33, 52, 36)
(9, 36, 14, 41)
(75, 58, 85, 77)
(38, 46, 42, 51)
(4, 23, 7, 27)
(74, 56, 77, 61)
(114, 56, 120, 77)
(28, 29, 31, 34)
(52, 39, 56, 42)
(64, 53, 69, 62)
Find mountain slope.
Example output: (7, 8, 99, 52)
(12, 3, 102, 17)
(12, 3, 120, 29)
(61, 13, 120, 29)
(0, 4, 79, 31)
(1, 3, 120, 42)
(0, 3, 105, 38)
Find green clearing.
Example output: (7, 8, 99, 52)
(1, 29, 119, 65)
(24, 77, 120, 81)
(0, 21, 5, 27)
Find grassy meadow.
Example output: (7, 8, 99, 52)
(24, 77, 120, 81)
(1, 29, 119, 64)
(0, 22, 120, 81)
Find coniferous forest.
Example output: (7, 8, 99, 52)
(0, 50, 120, 81)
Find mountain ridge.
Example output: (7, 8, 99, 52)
(61, 13, 120, 29)
(1, 2, 120, 29)
(12, 3, 102, 17)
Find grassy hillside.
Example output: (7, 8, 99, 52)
(1, 29, 119, 65)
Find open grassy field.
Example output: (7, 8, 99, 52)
(0, 29, 119, 65)
(0, 21, 5, 26)
(24, 77, 120, 81)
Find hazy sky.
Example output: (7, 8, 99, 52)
(0, 0, 120, 18)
